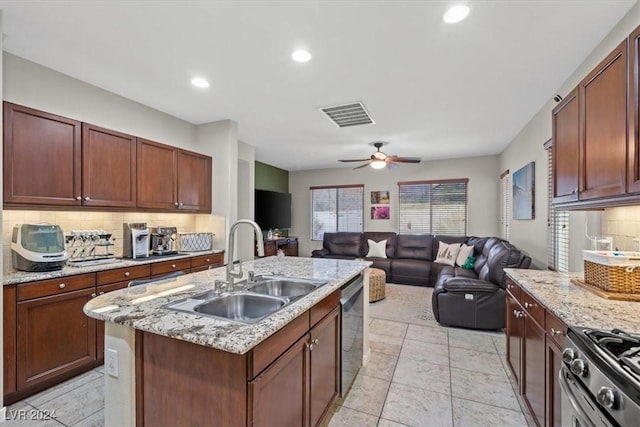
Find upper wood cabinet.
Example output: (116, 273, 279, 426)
(137, 138, 212, 212)
(579, 39, 628, 200)
(3, 102, 82, 206)
(552, 88, 580, 204)
(82, 123, 137, 208)
(628, 26, 640, 194)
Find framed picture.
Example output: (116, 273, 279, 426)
(371, 205, 390, 220)
(513, 162, 535, 220)
(370, 191, 390, 204)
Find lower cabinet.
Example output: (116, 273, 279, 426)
(261, 237, 299, 257)
(137, 290, 341, 427)
(506, 278, 568, 427)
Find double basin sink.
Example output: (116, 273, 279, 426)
(164, 276, 327, 324)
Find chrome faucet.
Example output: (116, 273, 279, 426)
(226, 219, 265, 290)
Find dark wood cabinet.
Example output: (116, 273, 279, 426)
(177, 149, 212, 212)
(4, 285, 17, 399)
(3, 102, 82, 206)
(138, 139, 212, 212)
(82, 123, 137, 208)
(506, 278, 569, 427)
(16, 286, 96, 393)
(260, 237, 299, 257)
(309, 306, 340, 426)
(628, 26, 640, 193)
(151, 258, 192, 278)
(579, 40, 628, 200)
(552, 88, 580, 203)
(190, 252, 224, 273)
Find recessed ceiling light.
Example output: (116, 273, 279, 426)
(191, 77, 210, 88)
(443, 5, 470, 24)
(291, 49, 312, 63)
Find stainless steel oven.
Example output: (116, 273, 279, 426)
(340, 274, 363, 397)
(560, 327, 640, 427)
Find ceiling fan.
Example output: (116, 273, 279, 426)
(339, 142, 421, 169)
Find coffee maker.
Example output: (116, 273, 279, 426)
(150, 226, 178, 255)
(123, 223, 149, 259)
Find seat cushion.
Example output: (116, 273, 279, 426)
(396, 234, 434, 260)
(390, 258, 431, 286)
(322, 232, 365, 257)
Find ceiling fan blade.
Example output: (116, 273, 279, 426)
(339, 158, 371, 162)
(387, 156, 421, 163)
(353, 162, 371, 170)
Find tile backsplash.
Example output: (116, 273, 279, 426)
(3, 210, 225, 272)
(602, 205, 640, 251)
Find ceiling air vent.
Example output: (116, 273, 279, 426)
(319, 102, 375, 128)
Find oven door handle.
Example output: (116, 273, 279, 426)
(558, 367, 597, 427)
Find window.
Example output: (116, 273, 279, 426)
(398, 179, 468, 235)
(545, 140, 569, 272)
(310, 185, 363, 240)
(500, 170, 510, 240)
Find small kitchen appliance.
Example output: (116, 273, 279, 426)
(560, 327, 640, 427)
(11, 223, 69, 271)
(150, 226, 178, 255)
(66, 229, 116, 267)
(123, 223, 149, 259)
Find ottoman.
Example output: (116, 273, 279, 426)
(369, 268, 386, 302)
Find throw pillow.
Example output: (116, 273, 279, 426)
(462, 256, 476, 269)
(435, 241, 461, 266)
(456, 244, 474, 267)
(366, 239, 387, 258)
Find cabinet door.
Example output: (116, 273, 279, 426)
(3, 102, 81, 206)
(546, 339, 563, 427)
(628, 26, 640, 193)
(17, 288, 96, 390)
(505, 293, 523, 387)
(264, 241, 277, 257)
(523, 315, 545, 427)
(552, 88, 580, 203)
(286, 238, 299, 257)
(580, 40, 628, 200)
(249, 333, 309, 427)
(82, 123, 136, 208)
(309, 307, 340, 427)
(137, 138, 178, 209)
(177, 149, 212, 212)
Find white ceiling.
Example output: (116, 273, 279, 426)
(0, 1, 636, 171)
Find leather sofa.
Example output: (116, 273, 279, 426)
(311, 232, 531, 330)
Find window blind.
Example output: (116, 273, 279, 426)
(500, 170, 510, 241)
(398, 179, 468, 235)
(311, 185, 363, 240)
(545, 140, 569, 272)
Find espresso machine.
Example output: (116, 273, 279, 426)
(123, 223, 149, 259)
(150, 226, 178, 255)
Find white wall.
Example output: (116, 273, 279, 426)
(290, 155, 501, 257)
(500, 2, 640, 271)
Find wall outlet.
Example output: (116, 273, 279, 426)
(106, 348, 119, 378)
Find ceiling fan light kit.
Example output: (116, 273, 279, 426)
(339, 142, 421, 170)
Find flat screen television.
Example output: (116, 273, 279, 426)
(255, 190, 292, 230)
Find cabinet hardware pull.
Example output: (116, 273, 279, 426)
(174, 202, 179, 206)
(524, 302, 536, 309)
(171, 264, 176, 268)
(551, 328, 566, 336)
(312, 338, 319, 345)
(307, 342, 315, 351)
(99, 291, 105, 295)
(76, 196, 82, 201)
(91, 293, 97, 298)
(124, 272, 131, 277)
(206, 258, 210, 262)
(59, 283, 66, 289)
(179, 202, 184, 207)
(85, 196, 91, 201)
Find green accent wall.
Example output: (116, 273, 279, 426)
(255, 161, 289, 192)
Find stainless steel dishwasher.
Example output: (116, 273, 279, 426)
(340, 274, 364, 397)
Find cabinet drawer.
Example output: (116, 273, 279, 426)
(521, 289, 544, 326)
(190, 253, 224, 269)
(97, 264, 150, 286)
(310, 290, 340, 327)
(151, 259, 191, 276)
(18, 273, 95, 301)
(506, 278, 521, 301)
(545, 310, 568, 348)
(97, 281, 129, 296)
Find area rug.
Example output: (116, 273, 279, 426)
(368, 283, 437, 326)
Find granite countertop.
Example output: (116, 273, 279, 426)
(505, 268, 640, 332)
(2, 250, 225, 286)
(84, 257, 371, 355)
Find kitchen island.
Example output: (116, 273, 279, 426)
(84, 256, 370, 427)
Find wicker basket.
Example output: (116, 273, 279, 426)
(177, 232, 213, 252)
(583, 251, 640, 294)
(369, 268, 386, 302)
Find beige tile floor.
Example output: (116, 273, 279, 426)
(3, 284, 533, 426)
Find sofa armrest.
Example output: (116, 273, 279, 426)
(442, 278, 501, 293)
(311, 248, 330, 257)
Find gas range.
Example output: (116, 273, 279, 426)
(561, 327, 640, 427)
